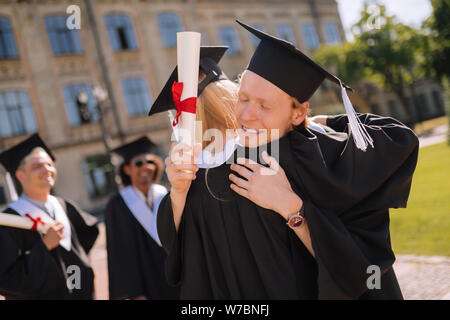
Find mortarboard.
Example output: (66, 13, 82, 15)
(148, 46, 229, 116)
(236, 20, 373, 151)
(111, 136, 158, 164)
(0, 134, 55, 174)
(236, 20, 352, 102)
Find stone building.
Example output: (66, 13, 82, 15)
(0, 0, 444, 213)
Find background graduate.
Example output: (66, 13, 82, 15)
(105, 136, 179, 300)
(154, 21, 420, 299)
(0, 134, 99, 300)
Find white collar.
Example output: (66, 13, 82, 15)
(198, 136, 239, 168)
(120, 186, 164, 246)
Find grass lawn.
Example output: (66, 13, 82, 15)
(390, 142, 450, 257)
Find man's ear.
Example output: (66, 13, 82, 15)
(291, 101, 309, 127)
(15, 169, 24, 185)
(123, 164, 132, 176)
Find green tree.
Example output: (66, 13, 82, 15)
(428, 0, 450, 143)
(429, 0, 450, 82)
(315, 2, 433, 125)
(354, 3, 427, 124)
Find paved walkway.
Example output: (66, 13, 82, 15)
(418, 124, 448, 148)
(394, 255, 450, 300)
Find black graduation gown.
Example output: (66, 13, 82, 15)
(0, 198, 99, 300)
(105, 193, 179, 300)
(157, 114, 419, 300)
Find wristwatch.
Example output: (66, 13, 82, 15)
(286, 203, 305, 229)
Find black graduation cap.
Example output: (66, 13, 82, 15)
(0, 134, 55, 174)
(236, 20, 352, 103)
(148, 46, 229, 116)
(111, 136, 158, 164)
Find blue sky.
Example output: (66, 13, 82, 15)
(336, 0, 433, 40)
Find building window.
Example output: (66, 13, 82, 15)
(200, 29, 209, 46)
(157, 13, 183, 48)
(219, 27, 241, 56)
(122, 78, 153, 116)
(432, 90, 444, 114)
(276, 24, 296, 45)
(105, 14, 138, 51)
(249, 25, 265, 47)
(388, 100, 402, 120)
(0, 17, 19, 59)
(62, 84, 99, 126)
(45, 15, 83, 55)
(324, 22, 341, 45)
(82, 155, 115, 199)
(302, 24, 320, 50)
(0, 91, 38, 138)
(416, 93, 430, 120)
(370, 103, 382, 115)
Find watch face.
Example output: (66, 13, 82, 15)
(289, 216, 304, 229)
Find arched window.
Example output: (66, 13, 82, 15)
(0, 17, 19, 59)
(82, 154, 115, 199)
(324, 22, 341, 45)
(105, 14, 138, 51)
(302, 23, 320, 50)
(62, 83, 99, 126)
(122, 77, 153, 116)
(157, 13, 183, 48)
(45, 15, 83, 55)
(276, 24, 296, 45)
(218, 27, 242, 56)
(0, 91, 37, 137)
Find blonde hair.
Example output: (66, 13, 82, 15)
(196, 71, 239, 149)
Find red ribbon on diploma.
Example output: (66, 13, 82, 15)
(25, 213, 45, 231)
(171, 81, 197, 127)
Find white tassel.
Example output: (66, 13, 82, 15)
(340, 81, 374, 151)
(5, 172, 18, 202)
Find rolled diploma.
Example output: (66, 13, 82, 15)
(177, 31, 201, 148)
(0, 212, 49, 234)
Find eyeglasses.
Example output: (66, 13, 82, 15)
(133, 159, 155, 167)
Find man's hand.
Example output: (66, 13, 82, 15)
(229, 151, 303, 220)
(42, 221, 65, 251)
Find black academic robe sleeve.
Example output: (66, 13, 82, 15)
(288, 113, 419, 299)
(0, 209, 67, 299)
(60, 198, 99, 254)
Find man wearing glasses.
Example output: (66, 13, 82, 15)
(105, 136, 179, 300)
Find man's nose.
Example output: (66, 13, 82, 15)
(239, 101, 259, 122)
(44, 164, 55, 173)
(141, 162, 155, 170)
